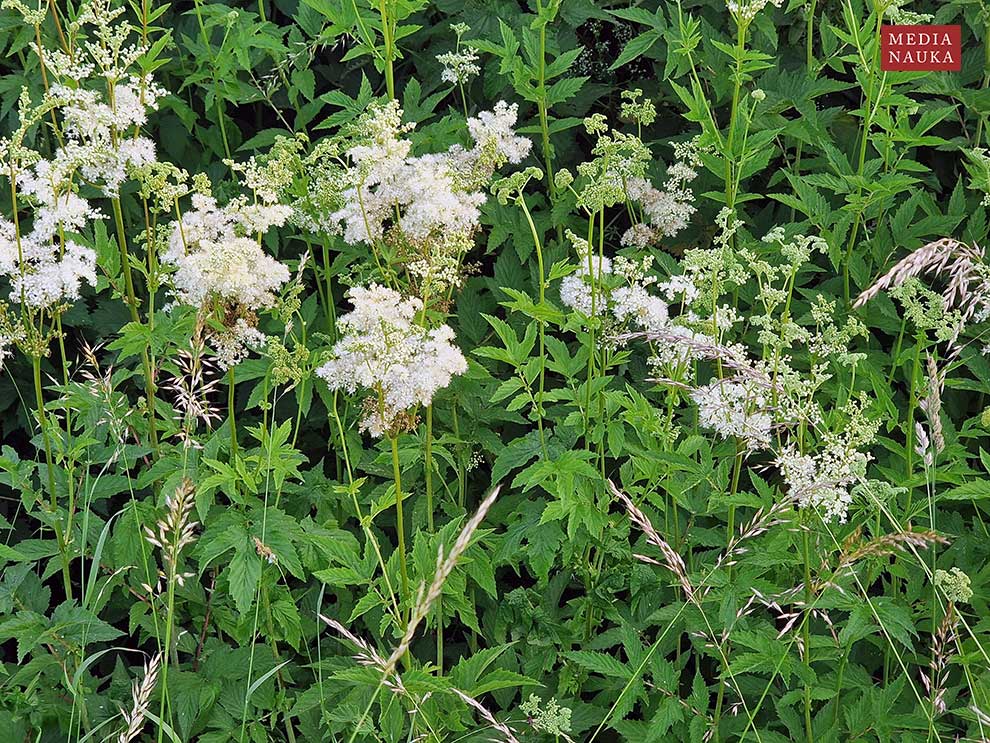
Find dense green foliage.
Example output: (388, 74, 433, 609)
(1, 0, 990, 741)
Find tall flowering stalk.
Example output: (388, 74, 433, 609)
(117, 651, 163, 743)
(437, 23, 479, 118)
(316, 285, 468, 608)
(555, 112, 698, 450)
(534, 0, 560, 214)
(296, 99, 528, 534)
(0, 91, 101, 599)
(163, 183, 292, 454)
(320, 483, 501, 740)
(493, 167, 548, 452)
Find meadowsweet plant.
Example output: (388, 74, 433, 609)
(163, 190, 291, 367)
(316, 282, 467, 606)
(2, 0, 990, 742)
(316, 284, 467, 439)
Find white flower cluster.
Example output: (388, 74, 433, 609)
(656, 274, 702, 305)
(611, 285, 670, 333)
(0, 1, 172, 311)
(316, 284, 468, 437)
(466, 101, 533, 167)
(727, 0, 784, 23)
(575, 123, 652, 213)
(0, 216, 97, 308)
(884, 0, 933, 24)
(328, 100, 531, 246)
(621, 141, 702, 248)
(17, 161, 103, 241)
(648, 325, 717, 370)
(13, 0, 170, 196)
(437, 48, 480, 84)
(212, 318, 267, 371)
(0, 157, 102, 308)
(50, 76, 162, 194)
(559, 244, 611, 317)
(0, 328, 18, 371)
(559, 232, 670, 335)
(407, 234, 469, 294)
(164, 194, 291, 310)
(691, 378, 773, 451)
(776, 442, 869, 523)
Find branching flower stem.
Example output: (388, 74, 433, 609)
(518, 194, 548, 454)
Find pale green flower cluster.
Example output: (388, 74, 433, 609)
(521, 694, 573, 737)
(935, 568, 973, 604)
(890, 278, 964, 343)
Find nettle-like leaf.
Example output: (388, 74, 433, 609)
(227, 545, 262, 615)
(0, 611, 49, 662)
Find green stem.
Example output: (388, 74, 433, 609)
(112, 198, 159, 453)
(321, 239, 337, 336)
(458, 83, 469, 120)
(905, 337, 923, 509)
(724, 21, 748, 208)
(887, 315, 908, 384)
(157, 552, 178, 743)
(833, 649, 848, 727)
(582, 214, 596, 449)
(536, 6, 557, 228)
(713, 443, 744, 741)
(806, 0, 817, 73)
(34, 354, 72, 600)
(391, 434, 409, 609)
(229, 366, 237, 457)
(842, 8, 884, 304)
(977, 19, 990, 146)
(436, 593, 444, 675)
(787, 1, 816, 220)
(112, 198, 140, 325)
(55, 316, 78, 581)
(452, 403, 465, 509)
(726, 446, 743, 568)
(519, 196, 547, 454)
(926, 467, 939, 743)
(802, 527, 814, 743)
(379, 0, 395, 100)
(216, 98, 232, 160)
(332, 394, 402, 622)
(259, 584, 297, 743)
(425, 404, 434, 532)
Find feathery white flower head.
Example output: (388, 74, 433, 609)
(316, 284, 468, 437)
(657, 274, 701, 304)
(0, 218, 97, 308)
(612, 285, 669, 333)
(777, 442, 869, 523)
(212, 318, 267, 371)
(0, 0, 168, 315)
(646, 327, 715, 372)
(437, 48, 480, 84)
(45, 74, 164, 195)
(171, 236, 289, 310)
(325, 101, 530, 249)
(621, 139, 701, 246)
(466, 101, 532, 167)
(559, 231, 670, 336)
(164, 194, 291, 310)
(727, 0, 784, 23)
(691, 378, 773, 451)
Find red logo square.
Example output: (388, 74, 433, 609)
(881, 25, 961, 71)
